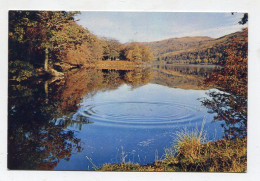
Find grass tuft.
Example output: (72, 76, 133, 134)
(99, 128, 247, 172)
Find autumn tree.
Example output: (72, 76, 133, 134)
(36, 11, 87, 71)
(123, 43, 154, 62)
(141, 46, 154, 62)
(64, 32, 104, 66)
(205, 28, 248, 97)
(9, 11, 88, 71)
(202, 27, 248, 139)
(89, 37, 105, 61)
(102, 38, 121, 60)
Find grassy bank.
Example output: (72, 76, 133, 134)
(99, 132, 247, 172)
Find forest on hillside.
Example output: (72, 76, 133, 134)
(143, 31, 247, 65)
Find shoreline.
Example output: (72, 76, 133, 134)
(99, 137, 247, 172)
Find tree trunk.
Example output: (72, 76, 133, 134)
(44, 80, 49, 104)
(44, 47, 49, 71)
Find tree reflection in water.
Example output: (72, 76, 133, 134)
(201, 91, 247, 139)
(8, 67, 153, 170)
(8, 83, 83, 170)
(152, 65, 215, 90)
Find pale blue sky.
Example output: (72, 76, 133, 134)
(77, 12, 246, 43)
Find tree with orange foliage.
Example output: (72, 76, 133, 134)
(205, 28, 248, 98)
(202, 28, 248, 139)
(124, 43, 154, 62)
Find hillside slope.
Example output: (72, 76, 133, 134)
(142, 31, 245, 64)
(142, 36, 214, 56)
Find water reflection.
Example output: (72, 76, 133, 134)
(8, 83, 82, 170)
(152, 65, 215, 89)
(201, 91, 247, 139)
(155, 64, 215, 77)
(8, 65, 246, 170)
(158, 65, 247, 139)
(57, 82, 222, 170)
(8, 67, 154, 170)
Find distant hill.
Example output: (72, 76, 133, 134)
(142, 31, 246, 64)
(142, 36, 214, 56)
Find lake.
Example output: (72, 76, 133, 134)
(8, 65, 227, 170)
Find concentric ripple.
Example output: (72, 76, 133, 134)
(75, 101, 206, 128)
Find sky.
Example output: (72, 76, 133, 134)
(77, 12, 246, 43)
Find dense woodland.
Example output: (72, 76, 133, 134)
(8, 11, 154, 81)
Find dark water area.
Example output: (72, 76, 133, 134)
(8, 65, 245, 170)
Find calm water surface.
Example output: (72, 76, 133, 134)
(8, 65, 226, 170)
